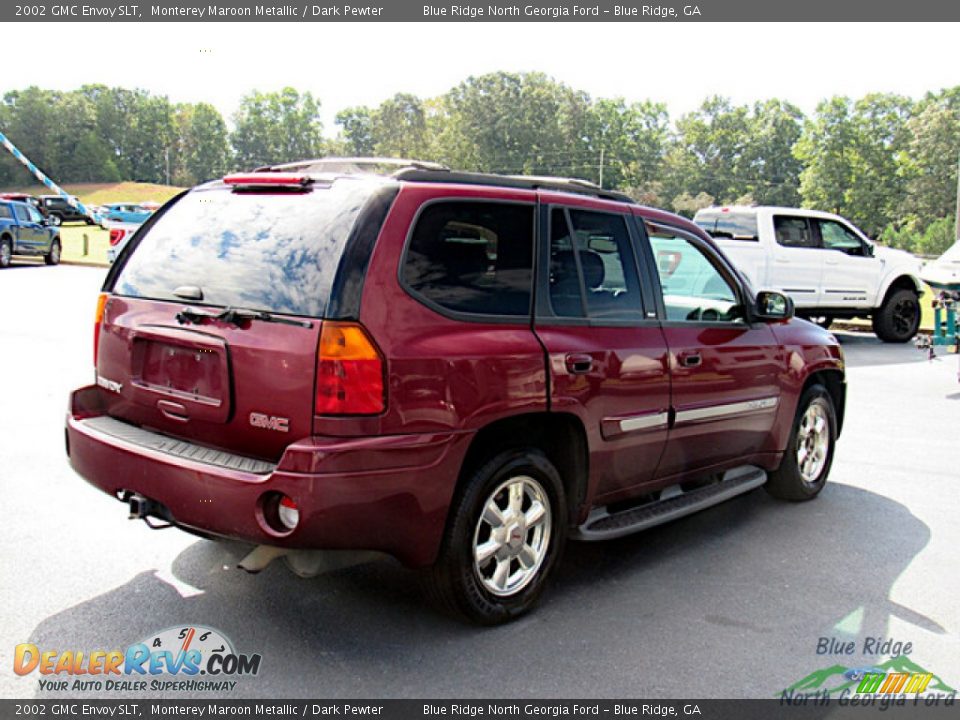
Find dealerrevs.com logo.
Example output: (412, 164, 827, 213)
(14, 626, 261, 693)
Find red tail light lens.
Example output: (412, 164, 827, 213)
(315, 322, 385, 415)
(108, 228, 127, 246)
(93, 293, 108, 367)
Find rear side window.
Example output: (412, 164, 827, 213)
(774, 216, 817, 248)
(695, 210, 758, 240)
(403, 201, 534, 317)
(0, 205, 11, 220)
(112, 180, 383, 318)
(548, 208, 644, 320)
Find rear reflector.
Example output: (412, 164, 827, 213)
(223, 173, 310, 188)
(93, 293, 108, 367)
(108, 228, 127, 246)
(278, 496, 299, 531)
(315, 322, 385, 415)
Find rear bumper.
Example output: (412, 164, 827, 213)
(65, 385, 470, 567)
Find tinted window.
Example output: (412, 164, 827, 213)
(548, 209, 642, 320)
(13, 205, 30, 222)
(0, 205, 11, 220)
(403, 201, 534, 317)
(774, 216, 816, 248)
(650, 231, 743, 323)
(113, 180, 381, 318)
(695, 210, 759, 240)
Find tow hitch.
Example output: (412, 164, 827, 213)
(122, 491, 174, 529)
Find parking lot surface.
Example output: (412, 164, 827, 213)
(1, 264, 958, 698)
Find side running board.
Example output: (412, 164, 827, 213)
(572, 466, 767, 542)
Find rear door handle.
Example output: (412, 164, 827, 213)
(564, 354, 594, 375)
(679, 352, 702, 368)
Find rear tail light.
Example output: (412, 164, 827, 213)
(93, 293, 108, 367)
(315, 322, 385, 415)
(108, 228, 127, 246)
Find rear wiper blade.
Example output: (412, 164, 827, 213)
(217, 307, 313, 328)
(176, 306, 312, 329)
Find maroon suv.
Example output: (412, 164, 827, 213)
(66, 159, 845, 624)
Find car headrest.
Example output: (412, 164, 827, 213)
(579, 250, 605, 290)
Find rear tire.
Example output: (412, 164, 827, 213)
(0, 237, 12, 268)
(423, 448, 567, 625)
(48, 213, 62, 227)
(872, 288, 920, 343)
(766, 384, 837, 502)
(44, 239, 61, 266)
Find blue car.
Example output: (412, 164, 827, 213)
(101, 203, 152, 224)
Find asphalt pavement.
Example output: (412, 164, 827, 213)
(1, 263, 957, 699)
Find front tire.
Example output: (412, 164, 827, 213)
(423, 448, 567, 625)
(766, 384, 837, 501)
(44, 239, 61, 266)
(872, 288, 920, 343)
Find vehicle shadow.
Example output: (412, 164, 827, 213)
(834, 331, 927, 368)
(25, 483, 937, 699)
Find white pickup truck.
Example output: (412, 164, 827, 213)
(694, 206, 924, 342)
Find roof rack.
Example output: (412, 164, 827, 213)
(393, 168, 637, 204)
(250, 157, 636, 204)
(255, 157, 450, 174)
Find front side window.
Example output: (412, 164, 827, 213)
(819, 219, 865, 254)
(649, 230, 743, 323)
(403, 201, 534, 317)
(13, 205, 31, 222)
(774, 216, 817, 248)
(27, 207, 43, 223)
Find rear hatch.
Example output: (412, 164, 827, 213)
(97, 176, 390, 461)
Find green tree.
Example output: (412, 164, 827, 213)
(174, 103, 231, 185)
(900, 90, 960, 229)
(231, 88, 324, 169)
(796, 94, 913, 236)
(740, 99, 804, 206)
(335, 106, 375, 156)
(662, 96, 751, 209)
(432, 71, 592, 176)
(585, 97, 669, 189)
(370, 93, 430, 158)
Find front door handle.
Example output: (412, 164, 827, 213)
(564, 354, 594, 375)
(679, 352, 702, 368)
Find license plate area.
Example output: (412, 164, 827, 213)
(129, 326, 231, 424)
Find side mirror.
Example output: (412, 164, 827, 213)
(755, 291, 794, 321)
(865, 243, 875, 257)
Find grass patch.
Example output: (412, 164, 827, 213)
(0, 181, 183, 205)
(59, 225, 110, 265)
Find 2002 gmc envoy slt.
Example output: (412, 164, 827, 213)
(66, 158, 846, 624)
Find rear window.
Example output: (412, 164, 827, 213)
(111, 179, 383, 318)
(402, 201, 534, 317)
(694, 210, 759, 241)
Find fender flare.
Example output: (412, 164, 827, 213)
(875, 272, 923, 308)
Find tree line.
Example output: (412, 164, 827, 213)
(1, 74, 957, 254)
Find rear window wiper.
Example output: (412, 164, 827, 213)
(176, 306, 313, 329)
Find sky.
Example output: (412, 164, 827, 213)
(7, 22, 960, 134)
